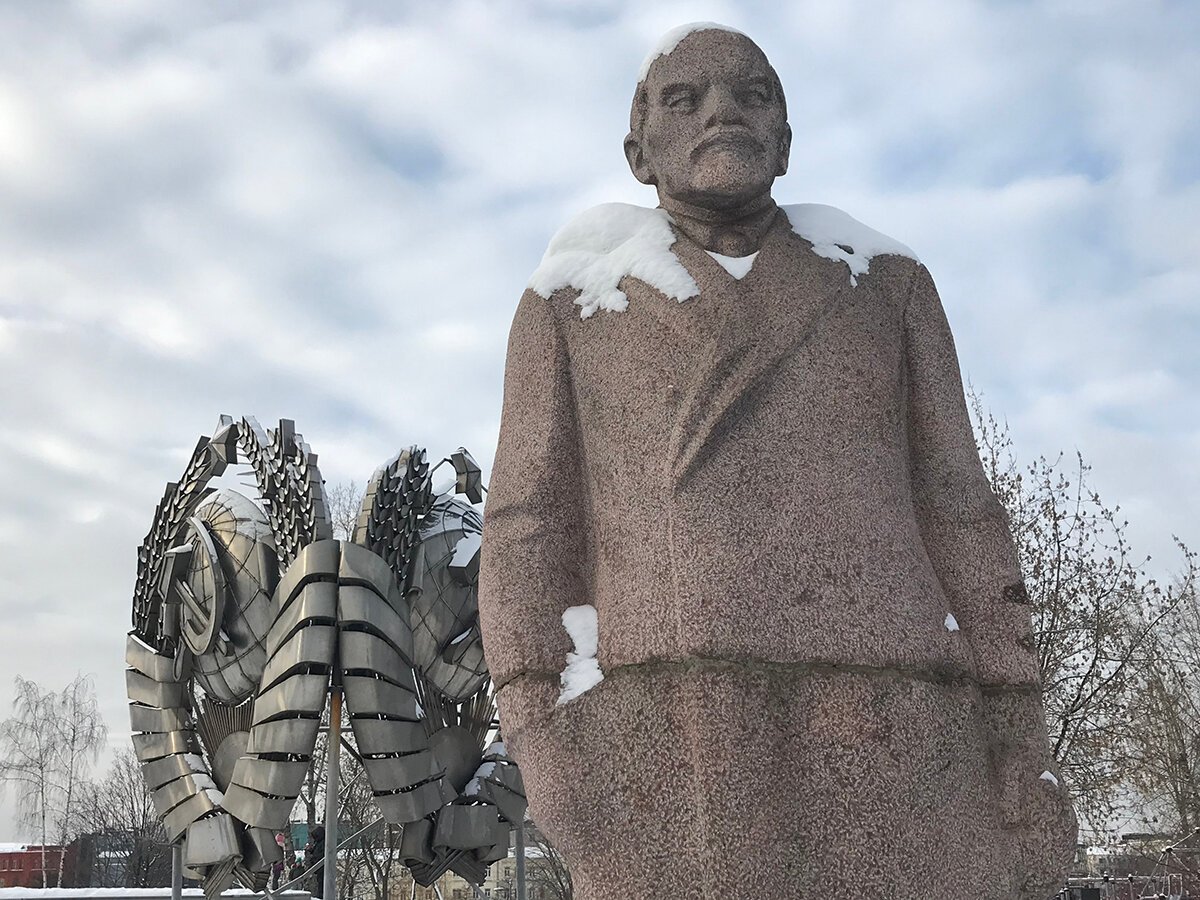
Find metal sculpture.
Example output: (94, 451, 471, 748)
(126, 416, 524, 896)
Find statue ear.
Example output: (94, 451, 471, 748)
(776, 123, 792, 177)
(624, 132, 656, 185)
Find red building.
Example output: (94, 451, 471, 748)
(0, 843, 75, 888)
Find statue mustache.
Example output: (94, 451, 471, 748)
(690, 129, 764, 159)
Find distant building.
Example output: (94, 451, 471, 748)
(71, 829, 173, 888)
(0, 843, 76, 888)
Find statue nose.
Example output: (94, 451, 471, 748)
(703, 85, 747, 128)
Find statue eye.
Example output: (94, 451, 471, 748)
(739, 85, 770, 107)
(664, 90, 697, 112)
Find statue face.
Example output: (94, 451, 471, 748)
(628, 31, 791, 213)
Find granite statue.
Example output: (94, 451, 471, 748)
(478, 23, 1077, 900)
(126, 416, 524, 896)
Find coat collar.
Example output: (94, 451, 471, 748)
(653, 212, 852, 491)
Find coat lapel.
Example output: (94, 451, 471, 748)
(664, 214, 849, 491)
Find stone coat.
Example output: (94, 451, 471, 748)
(479, 208, 1076, 900)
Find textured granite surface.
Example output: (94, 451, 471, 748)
(478, 25, 1076, 900)
(507, 665, 1075, 900)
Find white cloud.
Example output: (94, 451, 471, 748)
(0, 0, 1195, 837)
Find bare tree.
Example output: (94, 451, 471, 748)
(291, 693, 400, 900)
(524, 823, 572, 900)
(970, 393, 1192, 826)
(0, 676, 108, 886)
(296, 723, 329, 835)
(0, 677, 59, 886)
(74, 749, 172, 887)
(336, 753, 399, 900)
(1125, 563, 1200, 835)
(327, 481, 363, 542)
(51, 675, 108, 885)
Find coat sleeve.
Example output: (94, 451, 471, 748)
(904, 263, 1077, 877)
(478, 288, 591, 736)
(902, 263, 1040, 690)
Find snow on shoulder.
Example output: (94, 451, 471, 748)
(637, 22, 747, 84)
(528, 203, 699, 320)
(783, 204, 918, 287)
(557, 604, 604, 705)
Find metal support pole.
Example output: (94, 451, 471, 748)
(171, 841, 183, 900)
(515, 822, 526, 900)
(323, 686, 342, 900)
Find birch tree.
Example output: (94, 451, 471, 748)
(0, 677, 59, 886)
(51, 675, 107, 885)
(0, 675, 108, 886)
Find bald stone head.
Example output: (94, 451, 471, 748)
(625, 27, 791, 217)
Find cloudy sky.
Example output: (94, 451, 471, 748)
(0, 0, 1196, 838)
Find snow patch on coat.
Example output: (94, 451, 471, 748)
(557, 605, 604, 705)
(529, 203, 699, 319)
(783, 203, 919, 287)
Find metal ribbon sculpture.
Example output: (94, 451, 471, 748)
(126, 416, 524, 895)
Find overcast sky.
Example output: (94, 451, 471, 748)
(0, 0, 1196, 840)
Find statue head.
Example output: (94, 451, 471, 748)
(625, 25, 791, 217)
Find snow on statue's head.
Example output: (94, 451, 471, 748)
(625, 24, 791, 217)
